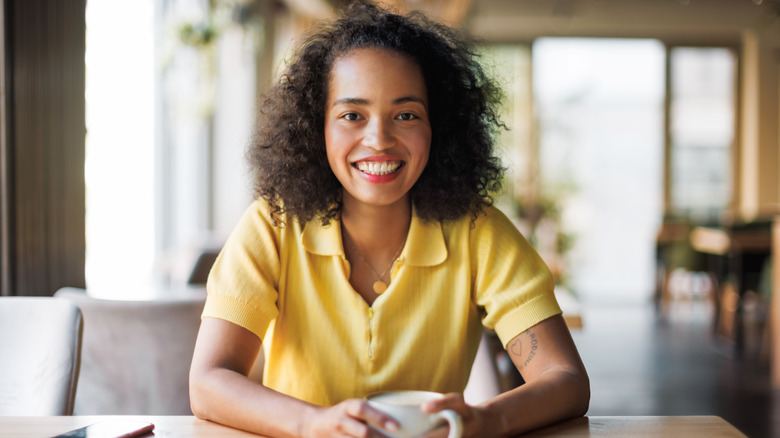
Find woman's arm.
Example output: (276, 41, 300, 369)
(189, 317, 398, 438)
(423, 314, 590, 437)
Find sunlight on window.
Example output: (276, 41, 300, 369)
(533, 38, 666, 304)
(670, 47, 735, 222)
(85, 0, 155, 298)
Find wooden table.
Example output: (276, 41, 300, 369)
(0, 415, 746, 437)
(523, 416, 745, 437)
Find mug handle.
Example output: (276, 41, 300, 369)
(437, 409, 463, 438)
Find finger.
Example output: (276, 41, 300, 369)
(344, 399, 400, 433)
(336, 416, 372, 438)
(421, 392, 465, 413)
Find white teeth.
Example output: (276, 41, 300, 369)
(355, 161, 402, 175)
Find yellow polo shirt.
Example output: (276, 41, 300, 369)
(203, 200, 560, 407)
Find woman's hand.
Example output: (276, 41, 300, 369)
(421, 393, 500, 438)
(300, 398, 400, 438)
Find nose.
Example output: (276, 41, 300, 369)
(362, 118, 395, 151)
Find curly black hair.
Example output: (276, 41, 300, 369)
(248, 0, 505, 225)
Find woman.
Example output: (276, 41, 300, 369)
(189, 2, 590, 437)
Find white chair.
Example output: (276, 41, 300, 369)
(55, 287, 206, 415)
(0, 297, 83, 415)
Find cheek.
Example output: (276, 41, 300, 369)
(323, 123, 339, 161)
(325, 144, 341, 175)
(413, 131, 432, 167)
(324, 127, 351, 175)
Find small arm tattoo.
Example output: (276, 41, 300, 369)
(509, 329, 539, 371)
(509, 337, 523, 357)
(523, 330, 538, 368)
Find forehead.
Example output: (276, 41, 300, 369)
(327, 48, 427, 100)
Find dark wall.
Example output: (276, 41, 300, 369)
(1, 0, 86, 296)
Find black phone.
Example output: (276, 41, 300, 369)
(52, 420, 155, 438)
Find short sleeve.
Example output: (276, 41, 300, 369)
(471, 207, 562, 347)
(202, 200, 282, 340)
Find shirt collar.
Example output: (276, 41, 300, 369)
(301, 218, 344, 257)
(301, 210, 447, 267)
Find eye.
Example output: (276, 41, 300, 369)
(341, 112, 361, 121)
(397, 112, 418, 121)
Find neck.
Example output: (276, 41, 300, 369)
(340, 196, 411, 257)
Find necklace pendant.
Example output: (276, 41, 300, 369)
(373, 280, 388, 294)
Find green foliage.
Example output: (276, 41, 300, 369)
(177, 21, 219, 48)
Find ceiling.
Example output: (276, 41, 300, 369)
(279, 0, 780, 43)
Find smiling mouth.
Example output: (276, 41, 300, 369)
(353, 160, 404, 176)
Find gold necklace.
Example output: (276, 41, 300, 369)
(343, 232, 404, 294)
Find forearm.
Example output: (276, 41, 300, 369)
(480, 367, 590, 436)
(190, 366, 319, 438)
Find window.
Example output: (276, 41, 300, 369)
(532, 38, 666, 303)
(668, 47, 737, 223)
(85, 0, 156, 297)
(491, 38, 737, 303)
(85, 0, 259, 298)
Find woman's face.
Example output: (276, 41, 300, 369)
(324, 48, 431, 212)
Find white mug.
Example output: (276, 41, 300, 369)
(366, 391, 463, 438)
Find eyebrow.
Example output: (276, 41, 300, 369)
(331, 96, 427, 107)
(332, 97, 368, 106)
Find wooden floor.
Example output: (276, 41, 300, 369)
(570, 300, 778, 438)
